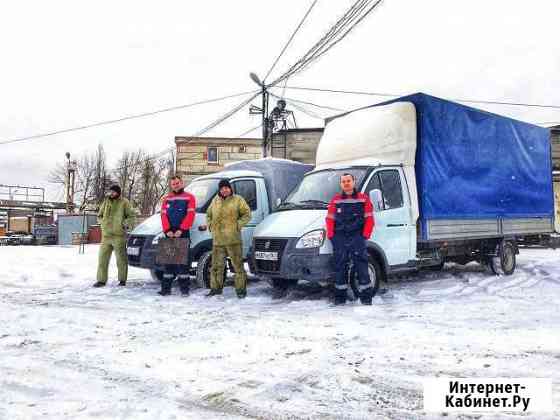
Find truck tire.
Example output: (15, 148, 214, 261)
(150, 269, 164, 283)
(426, 261, 445, 271)
(348, 256, 382, 300)
(488, 241, 516, 276)
(271, 278, 298, 290)
(195, 250, 226, 289)
(270, 278, 298, 298)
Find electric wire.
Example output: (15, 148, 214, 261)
(267, 0, 383, 87)
(263, 0, 319, 82)
(237, 124, 263, 137)
(0, 90, 259, 146)
(283, 86, 560, 111)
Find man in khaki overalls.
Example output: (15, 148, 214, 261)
(205, 179, 251, 298)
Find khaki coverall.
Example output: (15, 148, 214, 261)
(96, 197, 135, 284)
(206, 194, 251, 292)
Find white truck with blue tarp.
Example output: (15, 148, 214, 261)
(252, 93, 554, 295)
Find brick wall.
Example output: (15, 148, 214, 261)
(269, 129, 323, 164)
(175, 137, 262, 184)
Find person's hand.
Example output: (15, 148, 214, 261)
(166, 231, 174, 238)
(174, 230, 183, 238)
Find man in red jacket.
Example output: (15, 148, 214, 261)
(159, 175, 196, 296)
(326, 173, 375, 305)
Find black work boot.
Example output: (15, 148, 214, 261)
(333, 288, 347, 306)
(177, 276, 190, 296)
(359, 287, 374, 306)
(236, 288, 247, 299)
(92, 281, 106, 288)
(118, 281, 126, 287)
(205, 289, 223, 297)
(158, 276, 173, 296)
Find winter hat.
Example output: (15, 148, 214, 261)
(218, 179, 232, 190)
(109, 185, 122, 195)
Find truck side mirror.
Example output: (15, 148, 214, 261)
(369, 189, 383, 211)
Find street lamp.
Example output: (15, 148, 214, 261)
(249, 72, 263, 87)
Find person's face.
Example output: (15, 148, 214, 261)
(220, 186, 232, 197)
(170, 178, 184, 192)
(340, 175, 355, 194)
(109, 190, 119, 199)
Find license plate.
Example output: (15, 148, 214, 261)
(255, 251, 278, 261)
(127, 246, 140, 256)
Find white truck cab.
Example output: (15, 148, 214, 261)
(252, 102, 419, 292)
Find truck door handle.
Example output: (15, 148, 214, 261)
(387, 224, 405, 227)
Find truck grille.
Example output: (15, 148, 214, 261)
(254, 238, 288, 273)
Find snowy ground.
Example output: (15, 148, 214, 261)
(1, 245, 559, 420)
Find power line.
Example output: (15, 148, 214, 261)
(0, 89, 259, 146)
(263, 0, 319, 82)
(284, 86, 560, 110)
(270, 90, 347, 112)
(286, 0, 383, 81)
(285, 100, 324, 120)
(237, 124, 263, 137)
(270, 91, 323, 119)
(267, 0, 384, 88)
(114, 91, 260, 171)
(193, 92, 260, 136)
(268, 0, 372, 86)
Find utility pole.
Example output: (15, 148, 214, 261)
(249, 73, 270, 157)
(65, 152, 77, 213)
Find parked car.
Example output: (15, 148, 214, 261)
(32, 224, 58, 245)
(253, 93, 555, 296)
(126, 159, 313, 287)
(5, 231, 34, 246)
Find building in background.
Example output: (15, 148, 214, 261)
(175, 128, 323, 184)
(268, 128, 323, 164)
(175, 137, 262, 184)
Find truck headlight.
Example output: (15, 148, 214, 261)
(296, 229, 325, 249)
(152, 232, 165, 245)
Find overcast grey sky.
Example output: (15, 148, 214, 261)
(1, 0, 560, 200)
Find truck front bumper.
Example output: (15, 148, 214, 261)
(253, 237, 335, 282)
(126, 234, 157, 269)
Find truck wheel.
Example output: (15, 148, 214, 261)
(195, 250, 226, 289)
(271, 278, 298, 289)
(426, 261, 445, 271)
(269, 278, 298, 298)
(488, 241, 516, 275)
(150, 269, 164, 283)
(348, 257, 382, 300)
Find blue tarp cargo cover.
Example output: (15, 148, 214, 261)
(372, 93, 554, 222)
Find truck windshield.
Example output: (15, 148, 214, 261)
(130, 213, 162, 235)
(280, 168, 368, 210)
(185, 179, 219, 211)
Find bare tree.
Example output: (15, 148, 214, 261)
(114, 150, 144, 201)
(49, 145, 174, 215)
(92, 144, 112, 205)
